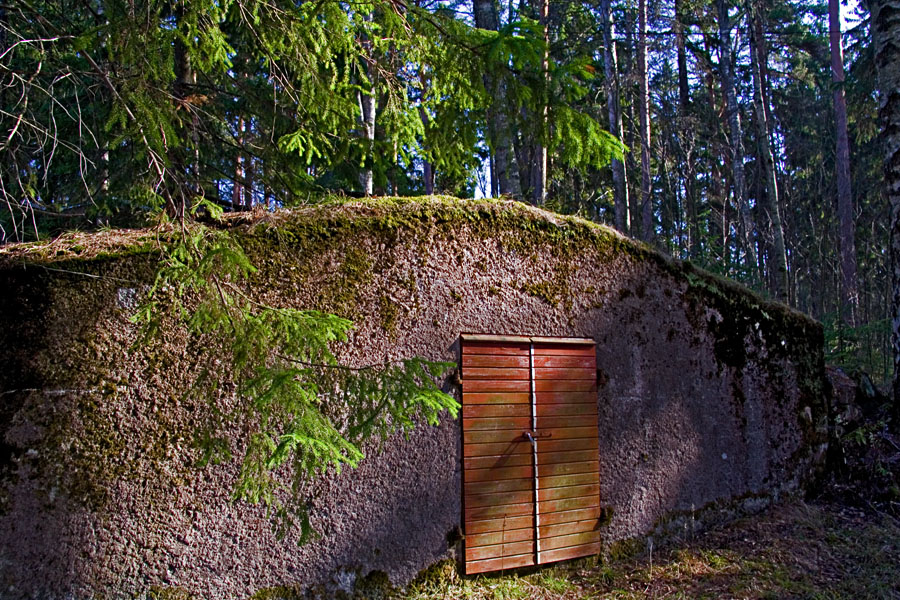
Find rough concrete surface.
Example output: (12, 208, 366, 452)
(0, 197, 827, 599)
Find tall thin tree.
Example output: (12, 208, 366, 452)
(602, 0, 630, 232)
(638, 0, 653, 241)
(829, 0, 859, 323)
(868, 0, 900, 430)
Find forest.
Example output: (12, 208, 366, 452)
(2, 0, 900, 409)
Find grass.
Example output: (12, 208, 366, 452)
(402, 501, 900, 599)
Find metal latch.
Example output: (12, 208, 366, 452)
(522, 430, 552, 445)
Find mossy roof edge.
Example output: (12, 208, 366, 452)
(0, 195, 820, 333)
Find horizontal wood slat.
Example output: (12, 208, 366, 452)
(464, 464, 533, 482)
(463, 393, 531, 405)
(535, 392, 596, 405)
(464, 429, 529, 445)
(463, 441, 531, 458)
(465, 501, 533, 521)
(537, 415, 601, 429)
(536, 450, 599, 466)
(537, 484, 600, 502)
(466, 540, 534, 562)
(537, 472, 599, 489)
(463, 416, 533, 431)
(465, 477, 533, 495)
(536, 460, 599, 478)
(463, 380, 531, 392)
(464, 515, 534, 535)
(535, 437, 599, 454)
(463, 355, 530, 368)
(539, 507, 602, 527)
(533, 356, 595, 368)
(534, 380, 597, 392)
(466, 489, 533, 509)
(532, 346, 596, 357)
(463, 404, 532, 418)
(466, 527, 533, 548)
(531, 426, 597, 441)
(535, 402, 597, 417)
(536, 519, 599, 540)
(462, 343, 530, 356)
(464, 453, 532, 470)
(539, 531, 601, 552)
(538, 543, 602, 564)
(465, 367, 531, 380)
(533, 368, 596, 380)
(465, 553, 536, 575)
(538, 495, 598, 514)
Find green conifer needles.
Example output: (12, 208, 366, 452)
(133, 223, 458, 541)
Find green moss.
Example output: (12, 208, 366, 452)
(606, 538, 645, 561)
(449, 289, 462, 303)
(247, 585, 304, 600)
(379, 294, 399, 335)
(148, 586, 195, 600)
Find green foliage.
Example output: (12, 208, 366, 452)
(133, 223, 458, 541)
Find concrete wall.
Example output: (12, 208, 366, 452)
(0, 198, 827, 599)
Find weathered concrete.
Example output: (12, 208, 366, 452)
(0, 197, 827, 599)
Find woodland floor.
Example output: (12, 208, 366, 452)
(404, 499, 900, 599)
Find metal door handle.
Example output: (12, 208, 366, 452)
(522, 431, 552, 444)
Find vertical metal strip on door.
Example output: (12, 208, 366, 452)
(461, 336, 536, 574)
(461, 334, 600, 575)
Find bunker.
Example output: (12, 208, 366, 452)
(0, 197, 827, 599)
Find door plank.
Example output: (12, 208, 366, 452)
(465, 553, 536, 575)
(537, 519, 600, 541)
(533, 356, 595, 368)
(464, 453, 533, 470)
(462, 343, 530, 356)
(538, 543, 602, 564)
(463, 355, 531, 368)
(463, 380, 531, 392)
(463, 441, 531, 458)
(466, 527, 534, 548)
(463, 416, 533, 431)
(465, 367, 531, 380)
(534, 380, 597, 392)
(465, 515, 534, 535)
(533, 367, 596, 380)
(465, 501, 534, 521)
(537, 484, 600, 502)
(465, 489, 533, 509)
(536, 460, 599, 478)
(464, 464, 533, 482)
(466, 540, 534, 562)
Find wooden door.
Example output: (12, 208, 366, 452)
(460, 335, 601, 575)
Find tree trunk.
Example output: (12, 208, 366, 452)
(716, 0, 757, 268)
(531, 0, 549, 205)
(172, 7, 197, 220)
(474, 0, 521, 197)
(869, 0, 900, 431)
(675, 0, 698, 256)
(638, 0, 653, 242)
(600, 0, 630, 232)
(358, 88, 376, 196)
(748, 0, 787, 301)
(829, 0, 859, 324)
